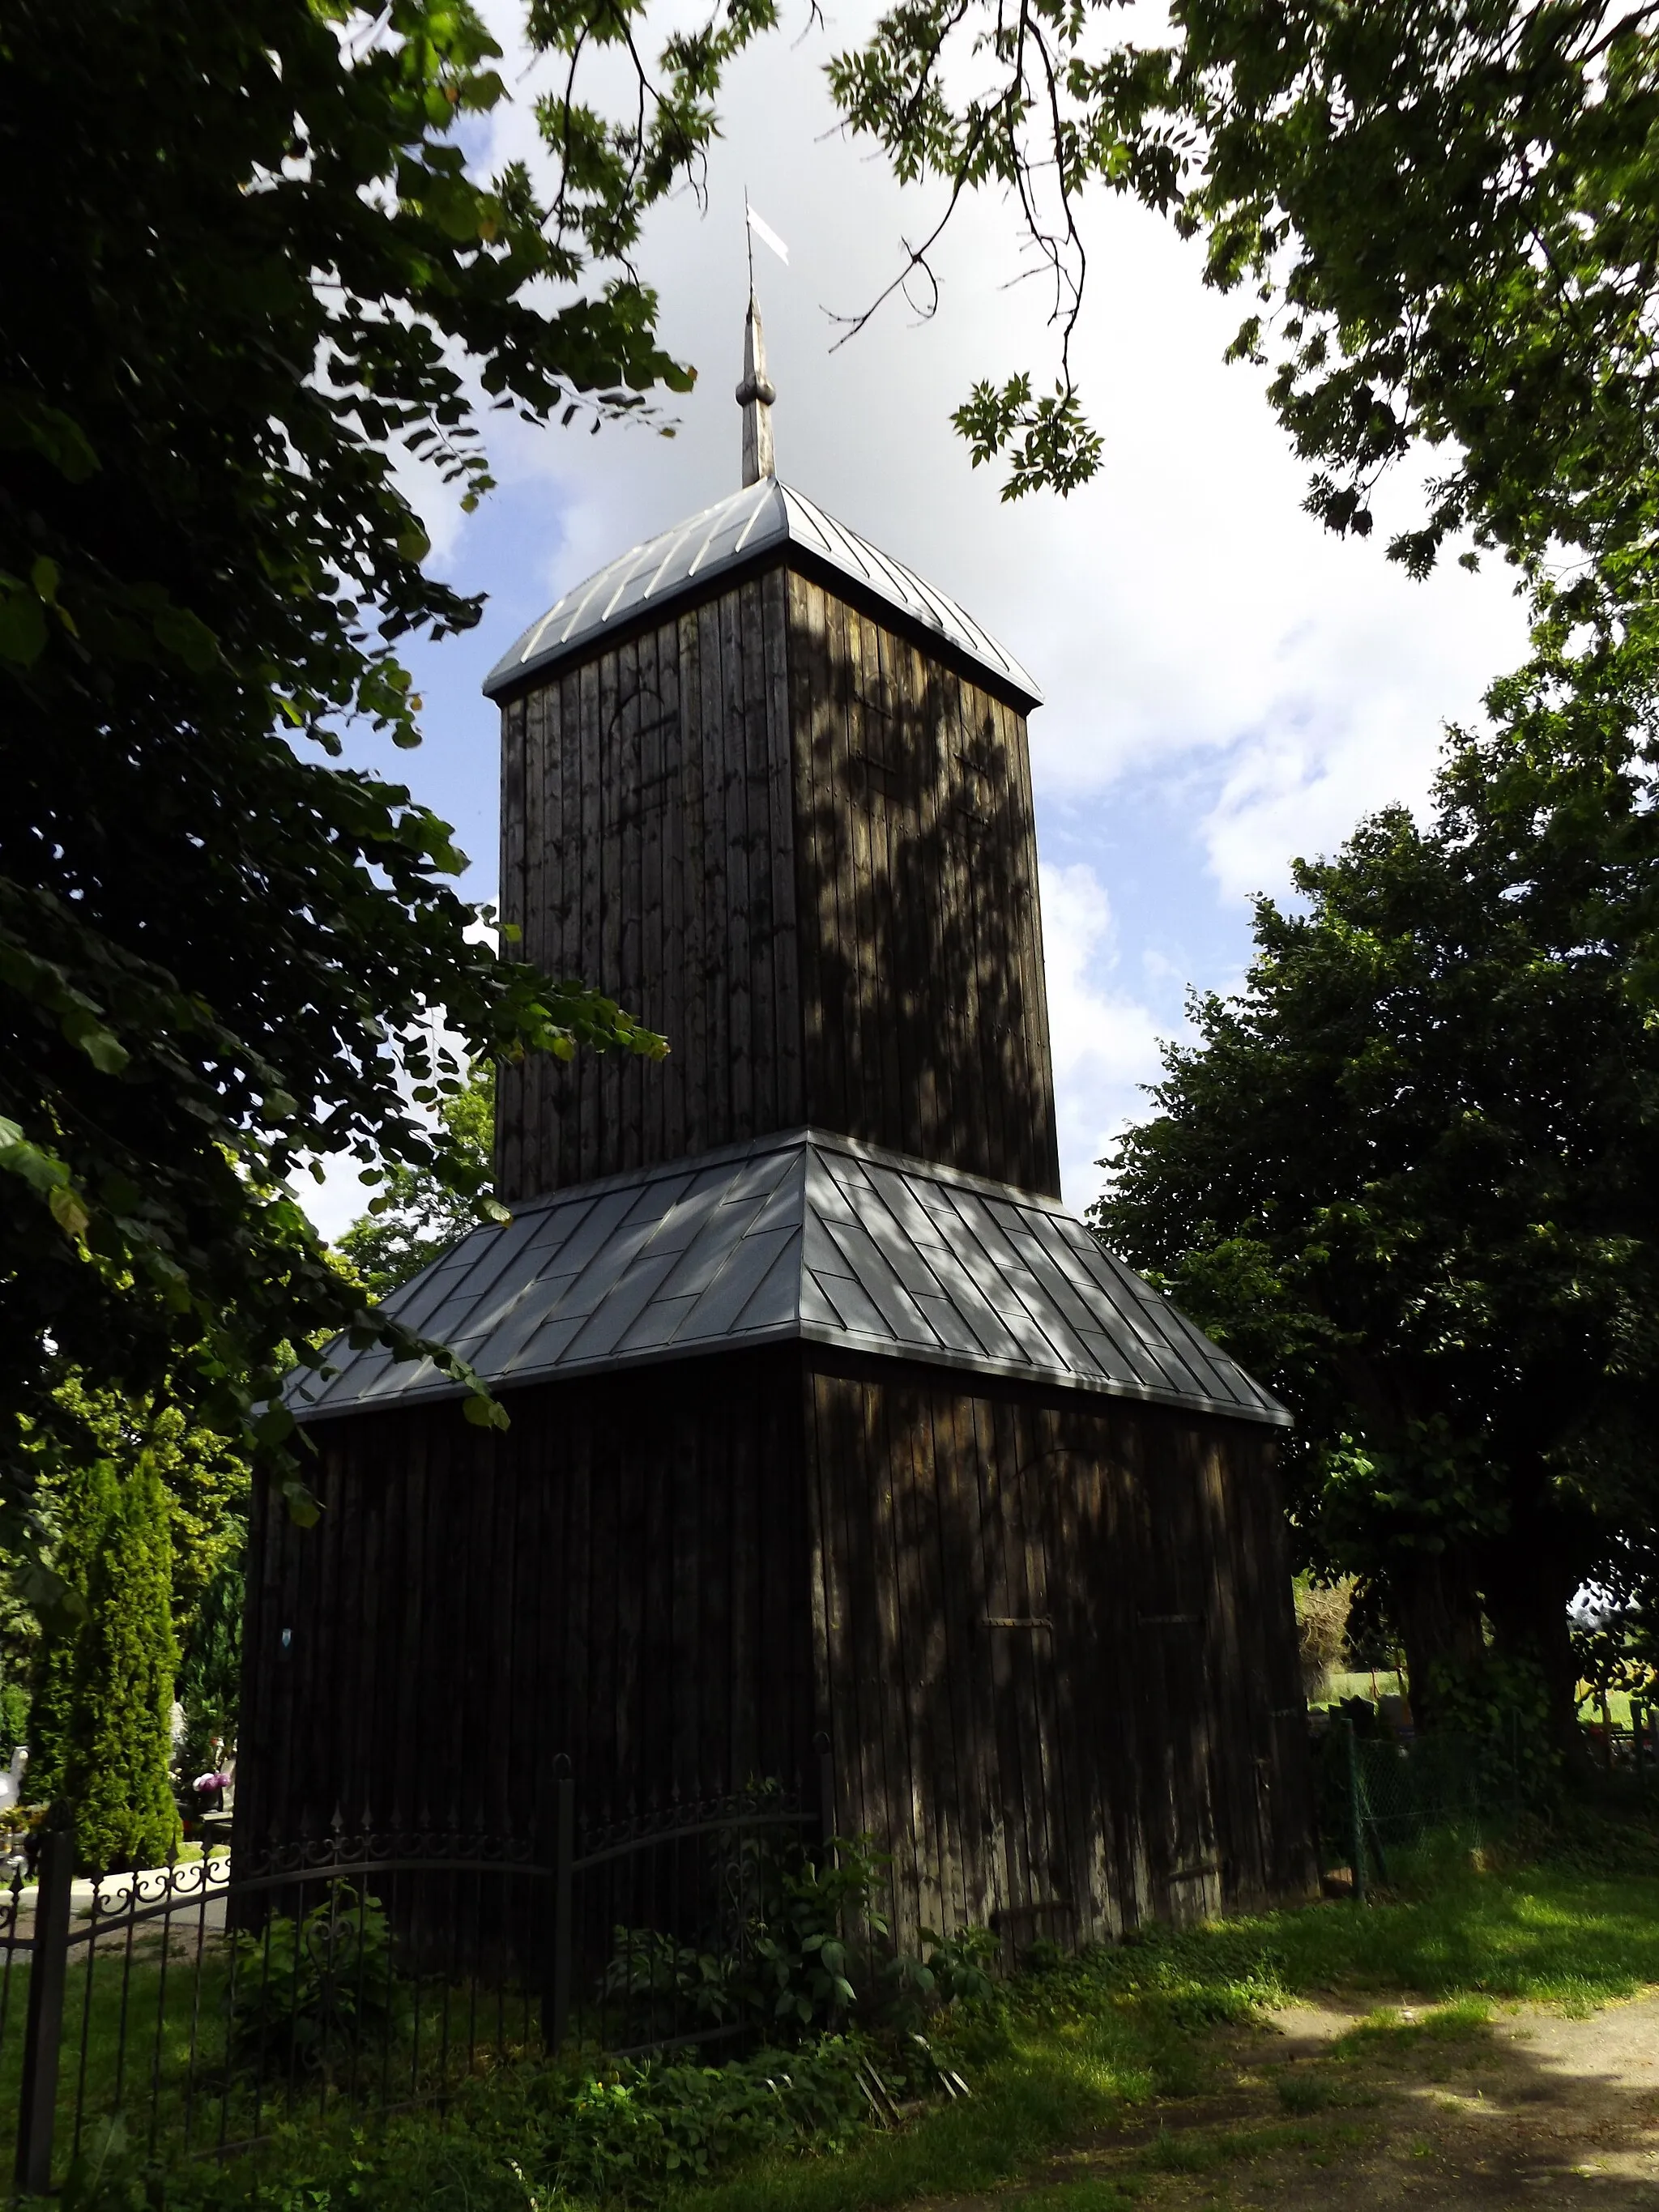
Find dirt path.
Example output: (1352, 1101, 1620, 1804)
(945, 1987, 1659, 2209)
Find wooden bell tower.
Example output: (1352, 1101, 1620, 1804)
(256, 309, 1317, 1951)
(487, 300, 1060, 1203)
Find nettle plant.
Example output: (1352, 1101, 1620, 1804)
(601, 1823, 996, 2045)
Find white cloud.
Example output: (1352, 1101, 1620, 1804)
(1038, 861, 1166, 1211)
(294, 1153, 377, 1249)
(455, 2, 1530, 895)
(299, 2, 1540, 1241)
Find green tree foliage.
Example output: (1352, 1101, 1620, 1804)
(177, 1556, 244, 1790)
(339, 1067, 496, 1297)
(1093, 709, 1659, 1758)
(26, 1457, 119, 1805)
(41, 1379, 248, 1652)
(67, 1456, 181, 1871)
(19, 1381, 249, 1814)
(831, 0, 1659, 616)
(0, 0, 788, 1537)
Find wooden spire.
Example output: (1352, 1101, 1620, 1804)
(736, 297, 776, 487)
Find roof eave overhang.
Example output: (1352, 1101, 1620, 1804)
(290, 1327, 1293, 1432)
(481, 541, 1043, 718)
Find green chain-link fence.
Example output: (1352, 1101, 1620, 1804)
(1311, 1724, 1521, 1899)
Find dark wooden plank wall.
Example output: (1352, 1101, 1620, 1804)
(496, 570, 800, 1200)
(802, 1358, 1316, 1956)
(496, 562, 1060, 1201)
(236, 1351, 817, 1853)
(240, 1352, 1311, 1954)
(786, 575, 1060, 1197)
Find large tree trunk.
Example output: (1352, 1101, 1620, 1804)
(1392, 1552, 1486, 1732)
(1482, 1515, 1592, 1777)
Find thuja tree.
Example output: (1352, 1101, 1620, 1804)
(67, 1457, 180, 1873)
(24, 1383, 246, 1835)
(1094, 690, 1659, 1762)
(26, 1457, 120, 1806)
(0, 0, 776, 1549)
(41, 1377, 249, 1651)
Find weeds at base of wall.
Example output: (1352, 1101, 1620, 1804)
(22, 2035, 887, 2212)
(24, 1805, 1659, 2212)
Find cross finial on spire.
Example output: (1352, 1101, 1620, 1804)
(736, 295, 776, 487)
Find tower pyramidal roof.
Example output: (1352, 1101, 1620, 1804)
(294, 299, 1286, 1438)
(484, 307, 1041, 709)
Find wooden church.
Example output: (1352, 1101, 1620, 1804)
(243, 309, 1318, 1946)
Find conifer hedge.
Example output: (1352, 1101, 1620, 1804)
(26, 1455, 117, 1805)
(68, 1455, 180, 1870)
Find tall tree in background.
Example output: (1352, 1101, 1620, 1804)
(832, 0, 1659, 636)
(1094, 700, 1659, 1758)
(66, 1457, 179, 1871)
(1, 0, 780, 1542)
(339, 1068, 496, 1298)
(177, 1557, 244, 1804)
(834, 0, 1659, 1750)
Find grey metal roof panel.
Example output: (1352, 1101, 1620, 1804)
(286, 1131, 1290, 1428)
(481, 480, 1041, 710)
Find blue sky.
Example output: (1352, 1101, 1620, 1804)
(302, 0, 1533, 1239)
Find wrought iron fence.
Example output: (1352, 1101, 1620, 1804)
(0, 1758, 830, 2194)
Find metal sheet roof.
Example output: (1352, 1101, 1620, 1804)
(481, 479, 1042, 708)
(288, 1132, 1288, 1429)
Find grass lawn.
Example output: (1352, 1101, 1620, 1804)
(1577, 1686, 1654, 1728)
(1320, 1671, 1407, 1706)
(0, 1927, 539, 2190)
(9, 1806, 1657, 2208)
(668, 1811, 1659, 2212)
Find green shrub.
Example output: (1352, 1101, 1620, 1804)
(67, 1454, 180, 1873)
(601, 1825, 1002, 2050)
(27, 1455, 119, 1806)
(229, 1888, 412, 2079)
(603, 1830, 899, 2045)
(544, 2041, 868, 2201)
(599, 1929, 743, 2040)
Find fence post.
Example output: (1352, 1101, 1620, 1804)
(547, 1761, 574, 2056)
(15, 1824, 74, 2197)
(1343, 1719, 1367, 1906)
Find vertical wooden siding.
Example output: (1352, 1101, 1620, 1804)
(802, 1361, 1316, 1956)
(241, 1352, 1312, 1950)
(496, 571, 801, 1200)
(236, 1352, 817, 1853)
(787, 576, 1060, 1196)
(495, 562, 1060, 1200)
